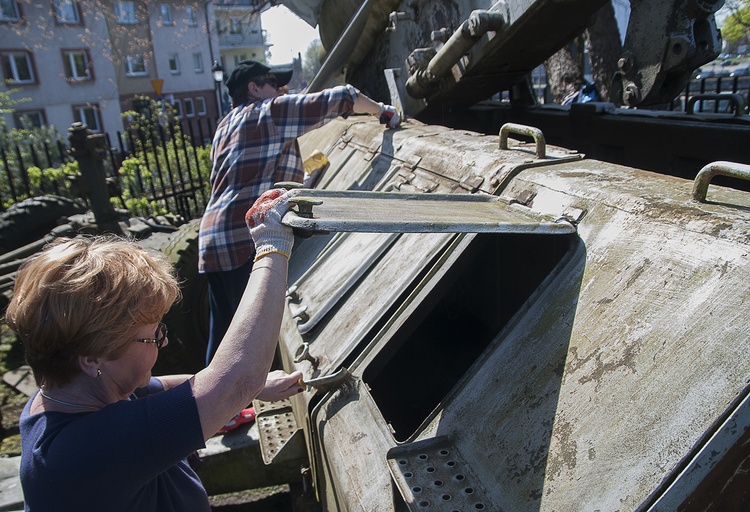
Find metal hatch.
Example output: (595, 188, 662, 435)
(283, 190, 577, 235)
(281, 190, 576, 338)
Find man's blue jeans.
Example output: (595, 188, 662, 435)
(205, 258, 254, 365)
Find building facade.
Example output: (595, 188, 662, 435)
(1, 1, 125, 142)
(0, 1, 272, 143)
(213, 0, 271, 109)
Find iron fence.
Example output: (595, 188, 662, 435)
(672, 74, 750, 115)
(0, 136, 72, 207)
(0, 117, 216, 219)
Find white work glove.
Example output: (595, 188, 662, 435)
(378, 102, 401, 129)
(245, 188, 298, 261)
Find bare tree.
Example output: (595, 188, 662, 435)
(583, 1, 622, 102)
(544, 1, 622, 103)
(544, 40, 586, 104)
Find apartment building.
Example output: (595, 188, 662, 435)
(213, 0, 271, 109)
(1, 1, 271, 144)
(1, 1, 125, 142)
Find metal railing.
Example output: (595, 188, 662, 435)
(0, 117, 216, 219)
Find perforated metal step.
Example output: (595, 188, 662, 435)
(387, 436, 496, 511)
(253, 398, 304, 465)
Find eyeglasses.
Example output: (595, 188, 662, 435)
(254, 76, 278, 89)
(135, 322, 168, 350)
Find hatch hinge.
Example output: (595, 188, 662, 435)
(364, 140, 382, 161)
(559, 206, 587, 225)
(388, 168, 438, 193)
(459, 173, 485, 193)
(509, 189, 536, 206)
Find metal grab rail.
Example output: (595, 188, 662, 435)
(498, 123, 547, 159)
(686, 93, 747, 117)
(692, 161, 750, 202)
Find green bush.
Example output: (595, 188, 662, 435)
(118, 96, 212, 218)
(0, 125, 71, 207)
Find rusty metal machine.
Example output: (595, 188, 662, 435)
(288, 0, 748, 179)
(221, 1, 750, 510)
(300, 0, 724, 113)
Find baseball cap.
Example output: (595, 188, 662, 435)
(224, 59, 293, 94)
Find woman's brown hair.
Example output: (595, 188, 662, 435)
(5, 236, 181, 387)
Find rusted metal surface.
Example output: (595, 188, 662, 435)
(286, 0, 721, 116)
(612, 0, 723, 106)
(274, 116, 750, 510)
(646, 387, 750, 510)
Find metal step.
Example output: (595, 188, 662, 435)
(254, 398, 306, 465)
(387, 436, 496, 511)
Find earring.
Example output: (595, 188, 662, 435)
(96, 369, 102, 378)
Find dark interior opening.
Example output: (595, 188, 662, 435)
(363, 232, 572, 441)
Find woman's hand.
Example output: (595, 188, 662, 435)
(257, 369, 304, 402)
(245, 188, 299, 261)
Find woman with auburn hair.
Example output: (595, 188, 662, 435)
(6, 189, 303, 512)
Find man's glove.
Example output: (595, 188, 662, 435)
(245, 188, 298, 261)
(378, 103, 401, 129)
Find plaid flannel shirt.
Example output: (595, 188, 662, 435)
(198, 85, 358, 272)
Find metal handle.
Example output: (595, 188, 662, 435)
(294, 342, 316, 364)
(686, 93, 747, 117)
(499, 123, 546, 159)
(692, 161, 750, 202)
(274, 181, 305, 189)
(300, 367, 352, 392)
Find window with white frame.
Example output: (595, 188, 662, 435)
(185, 6, 196, 26)
(54, 0, 80, 24)
(168, 53, 179, 74)
(13, 110, 45, 129)
(172, 99, 182, 118)
(160, 4, 173, 26)
(62, 49, 91, 81)
(229, 17, 241, 34)
(114, 1, 136, 24)
(125, 55, 147, 76)
(195, 96, 206, 116)
(192, 53, 203, 73)
(73, 103, 102, 132)
(0, 0, 21, 21)
(1, 51, 35, 84)
(184, 98, 195, 117)
(233, 54, 247, 66)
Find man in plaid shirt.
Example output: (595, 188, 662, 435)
(199, 59, 400, 365)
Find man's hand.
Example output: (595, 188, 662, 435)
(245, 188, 298, 261)
(257, 370, 304, 402)
(378, 103, 401, 129)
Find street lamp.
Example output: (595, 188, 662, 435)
(211, 60, 224, 118)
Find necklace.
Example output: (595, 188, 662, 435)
(39, 386, 99, 410)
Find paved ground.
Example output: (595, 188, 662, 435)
(0, 455, 22, 511)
